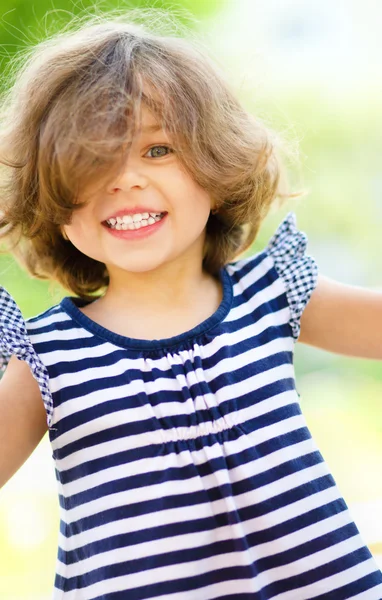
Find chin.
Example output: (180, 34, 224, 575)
(112, 258, 169, 275)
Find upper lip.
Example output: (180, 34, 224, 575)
(103, 207, 166, 221)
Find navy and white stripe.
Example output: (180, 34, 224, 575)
(1, 212, 381, 599)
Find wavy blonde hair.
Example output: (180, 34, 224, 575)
(0, 10, 289, 299)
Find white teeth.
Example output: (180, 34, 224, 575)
(106, 212, 165, 230)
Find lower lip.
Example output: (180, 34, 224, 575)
(103, 214, 167, 241)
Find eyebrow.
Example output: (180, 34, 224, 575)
(141, 123, 163, 133)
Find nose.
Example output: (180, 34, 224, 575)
(107, 160, 148, 194)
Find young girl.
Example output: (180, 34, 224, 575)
(0, 13, 381, 600)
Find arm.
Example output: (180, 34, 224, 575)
(0, 355, 48, 488)
(299, 274, 382, 359)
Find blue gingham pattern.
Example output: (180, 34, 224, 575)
(0, 287, 53, 427)
(266, 212, 318, 340)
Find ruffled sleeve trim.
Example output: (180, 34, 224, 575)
(0, 287, 54, 428)
(266, 212, 318, 341)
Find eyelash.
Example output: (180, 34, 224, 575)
(145, 145, 173, 158)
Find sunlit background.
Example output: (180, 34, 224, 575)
(0, 0, 381, 598)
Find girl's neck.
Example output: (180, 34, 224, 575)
(80, 259, 223, 341)
(107, 258, 210, 311)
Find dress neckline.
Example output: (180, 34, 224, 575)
(60, 266, 233, 351)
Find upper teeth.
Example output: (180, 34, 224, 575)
(106, 212, 163, 230)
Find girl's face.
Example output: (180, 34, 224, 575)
(63, 106, 213, 280)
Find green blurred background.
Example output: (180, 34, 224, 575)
(0, 0, 381, 598)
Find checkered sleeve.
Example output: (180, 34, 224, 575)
(0, 287, 53, 427)
(266, 212, 318, 341)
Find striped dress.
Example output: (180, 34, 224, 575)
(1, 212, 381, 600)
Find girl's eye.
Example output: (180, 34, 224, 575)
(145, 145, 173, 158)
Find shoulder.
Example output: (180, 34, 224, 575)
(227, 212, 315, 286)
(266, 212, 318, 340)
(227, 212, 318, 341)
(265, 212, 314, 272)
(0, 287, 55, 427)
(26, 301, 69, 335)
(227, 248, 274, 288)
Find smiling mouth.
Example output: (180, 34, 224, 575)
(104, 212, 167, 230)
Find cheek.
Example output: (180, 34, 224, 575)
(64, 206, 97, 237)
(64, 219, 86, 244)
(63, 217, 103, 259)
(190, 191, 213, 226)
(178, 178, 213, 218)
(176, 201, 211, 250)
